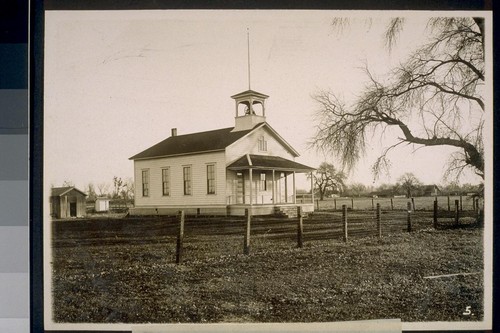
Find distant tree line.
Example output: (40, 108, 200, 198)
(343, 177, 482, 199)
(86, 177, 134, 202)
(309, 163, 482, 200)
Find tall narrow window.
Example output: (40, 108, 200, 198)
(260, 173, 267, 191)
(162, 168, 170, 196)
(183, 166, 192, 195)
(207, 164, 216, 194)
(258, 135, 267, 151)
(142, 169, 149, 197)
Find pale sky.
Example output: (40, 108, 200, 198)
(44, 10, 489, 192)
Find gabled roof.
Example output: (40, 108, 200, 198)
(129, 122, 300, 160)
(257, 123, 300, 157)
(129, 126, 257, 160)
(228, 154, 315, 172)
(51, 186, 87, 197)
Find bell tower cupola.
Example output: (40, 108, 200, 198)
(231, 89, 269, 131)
(231, 28, 269, 132)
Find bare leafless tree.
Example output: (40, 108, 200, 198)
(397, 172, 422, 198)
(309, 162, 346, 200)
(62, 180, 74, 187)
(85, 182, 97, 201)
(346, 182, 367, 197)
(122, 177, 135, 201)
(96, 182, 110, 197)
(312, 17, 485, 181)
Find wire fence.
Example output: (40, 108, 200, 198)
(168, 203, 482, 264)
(62, 197, 482, 265)
(315, 195, 481, 211)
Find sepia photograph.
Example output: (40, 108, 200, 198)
(43, 9, 492, 331)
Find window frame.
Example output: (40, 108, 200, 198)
(141, 169, 149, 197)
(258, 135, 267, 151)
(183, 165, 192, 195)
(161, 167, 170, 196)
(259, 172, 267, 191)
(206, 163, 216, 195)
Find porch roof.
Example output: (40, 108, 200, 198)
(227, 154, 315, 172)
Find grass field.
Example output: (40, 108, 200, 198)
(51, 213, 483, 324)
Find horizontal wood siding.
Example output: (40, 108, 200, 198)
(134, 151, 227, 207)
(226, 126, 296, 164)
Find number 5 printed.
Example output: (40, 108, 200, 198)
(463, 306, 472, 315)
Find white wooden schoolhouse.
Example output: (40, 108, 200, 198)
(129, 89, 315, 216)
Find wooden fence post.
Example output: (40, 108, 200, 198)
(455, 200, 460, 226)
(473, 197, 476, 211)
(351, 198, 354, 210)
(411, 197, 416, 211)
(477, 200, 483, 227)
(459, 195, 463, 211)
(342, 204, 348, 242)
(334, 199, 337, 211)
(376, 203, 381, 238)
(407, 202, 412, 232)
(244, 208, 251, 255)
(197, 208, 201, 217)
(371, 198, 374, 210)
(433, 199, 438, 229)
(447, 195, 450, 211)
(176, 210, 185, 264)
(316, 199, 319, 211)
(297, 207, 303, 248)
(390, 198, 394, 211)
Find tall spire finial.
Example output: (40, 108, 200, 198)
(247, 28, 251, 90)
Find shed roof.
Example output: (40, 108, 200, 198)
(227, 154, 315, 172)
(51, 186, 87, 197)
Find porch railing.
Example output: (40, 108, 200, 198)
(226, 194, 313, 205)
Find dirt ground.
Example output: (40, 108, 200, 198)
(51, 213, 484, 324)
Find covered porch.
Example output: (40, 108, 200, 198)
(226, 154, 315, 216)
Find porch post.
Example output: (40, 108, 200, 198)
(293, 171, 296, 204)
(310, 172, 314, 204)
(272, 169, 276, 205)
(284, 172, 288, 203)
(249, 168, 253, 205)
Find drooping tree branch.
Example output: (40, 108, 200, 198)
(315, 17, 485, 180)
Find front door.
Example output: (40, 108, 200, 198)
(69, 202, 77, 217)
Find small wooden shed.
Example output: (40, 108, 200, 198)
(94, 197, 110, 212)
(50, 187, 87, 218)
